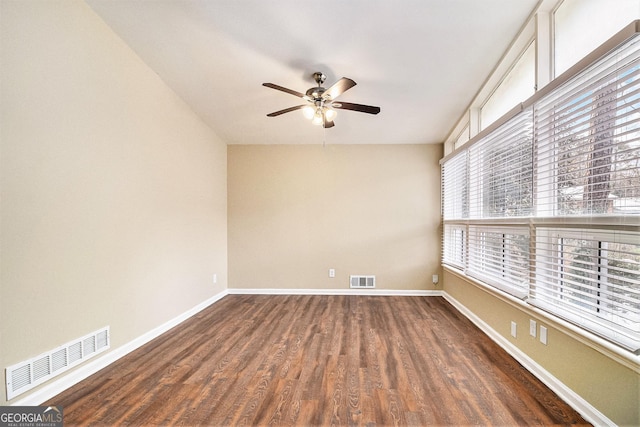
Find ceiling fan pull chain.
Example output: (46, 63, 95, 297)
(322, 125, 326, 148)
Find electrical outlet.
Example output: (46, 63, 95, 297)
(529, 319, 537, 338)
(432, 274, 439, 285)
(540, 326, 548, 345)
(510, 321, 517, 338)
(329, 269, 335, 278)
(213, 273, 217, 284)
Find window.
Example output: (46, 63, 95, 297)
(443, 224, 466, 269)
(533, 228, 640, 351)
(536, 35, 640, 217)
(554, 0, 640, 76)
(441, 23, 640, 353)
(441, 151, 468, 221)
(467, 226, 530, 298)
(454, 124, 470, 150)
(469, 108, 533, 219)
(481, 41, 535, 129)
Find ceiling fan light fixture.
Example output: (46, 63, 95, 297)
(311, 108, 324, 126)
(324, 107, 337, 121)
(302, 105, 315, 120)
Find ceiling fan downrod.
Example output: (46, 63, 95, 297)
(312, 72, 326, 86)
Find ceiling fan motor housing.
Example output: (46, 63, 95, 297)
(306, 86, 326, 100)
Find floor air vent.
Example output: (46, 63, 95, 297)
(350, 275, 376, 289)
(5, 326, 109, 401)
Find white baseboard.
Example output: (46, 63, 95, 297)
(442, 292, 615, 427)
(227, 288, 443, 296)
(11, 289, 229, 406)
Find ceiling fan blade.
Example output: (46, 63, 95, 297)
(263, 83, 306, 98)
(332, 102, 381, 115)
(323, 116, 335, 128)
(266, 105, 307, 117)
(322, 77, 356, 100)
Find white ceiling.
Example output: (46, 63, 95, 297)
(87, 0, 539, 145)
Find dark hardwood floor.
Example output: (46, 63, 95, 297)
(46, 295, 590, 426)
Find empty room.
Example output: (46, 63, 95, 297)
(1, 0, 639, 426)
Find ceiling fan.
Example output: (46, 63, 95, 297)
(263, 72, 381, 128)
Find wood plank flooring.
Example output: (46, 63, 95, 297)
(46, 295, 590, 426)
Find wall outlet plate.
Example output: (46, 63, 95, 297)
(510, 321, 517, 338)
(529, 319, 537, 338)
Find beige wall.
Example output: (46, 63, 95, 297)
(443, 271, 640, 426)
(228, 144, 442, 291)
(0, 0, 227, 405)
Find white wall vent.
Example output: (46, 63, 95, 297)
(5, 326, 109, 401)
(350, 275, 376, 289)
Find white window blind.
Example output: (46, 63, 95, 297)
(536, 36, 640, 217)
(443, 224, 466, 269)
(441, 22, 640, 352)
(532, 228, 640, 351)
(442, 151, 468, 220)
(469, 108, 534, 219)
(467, 226, 530, 298)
